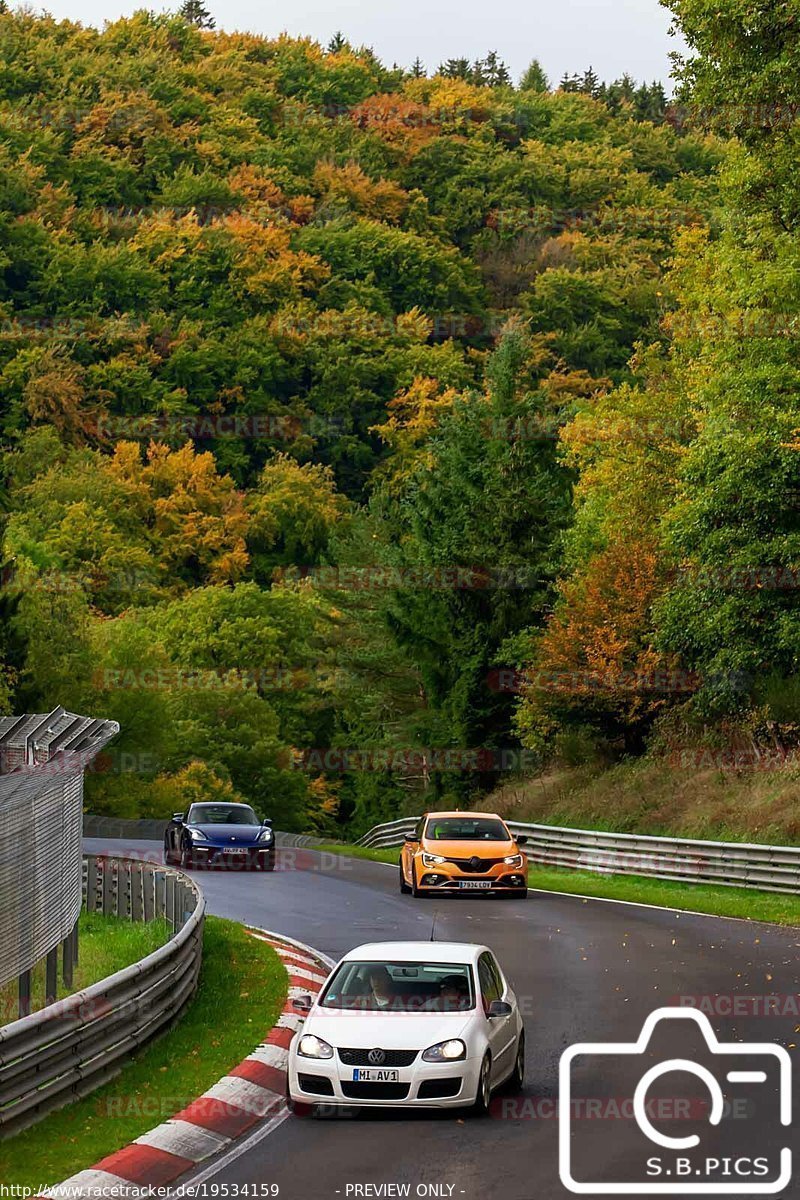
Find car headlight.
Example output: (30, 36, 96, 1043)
(503, 853, 524, 867)
(259, 829, 274, 843)
(422, 1038, 466, 1063)
(188, 828, 212, 842)
(298, 1034, 333, 1059)
(422, 853, 446, 866)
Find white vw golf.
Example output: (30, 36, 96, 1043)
(287, 941, 525, 1112)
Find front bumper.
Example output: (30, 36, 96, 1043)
(187, 844, 276, 870)
(288, 1052, 482, 1109)
(414, 861, 527, 891)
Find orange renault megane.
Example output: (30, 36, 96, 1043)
(399, 811, 528, 899)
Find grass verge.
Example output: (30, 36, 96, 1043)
(487, 758, 800, 845)
(0, 917, 287, 1188)
(314, 843, 800, 926)
(0, 911, 171, 1025)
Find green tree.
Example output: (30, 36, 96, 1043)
(519, 59, 550, 92)
(179, 0, 215, 29)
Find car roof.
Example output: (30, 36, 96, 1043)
(423, 810, 504, 821)
(341, 941, 488, 964)
(188, 801, 255, 811)
(190, 801, 253, 807)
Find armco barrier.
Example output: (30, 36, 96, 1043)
(356, 816, 800, 895)
(0, 854, 204, 1138)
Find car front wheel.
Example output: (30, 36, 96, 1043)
(285, 1076, 316, 1117)
(510, 1031, 525, 1090)
(471, 1053, 493, 1115)
(180, 845, 194, 870)
(399, 861, 411, 894)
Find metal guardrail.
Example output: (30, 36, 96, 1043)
(356, 816, 800, 895)
(0, 854, 204, 1138)
(83, 814, 171, 841)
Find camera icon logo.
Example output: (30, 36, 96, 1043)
(559, 1007, 792, 1194)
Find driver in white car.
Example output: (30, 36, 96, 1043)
(365, 965, 398, 1009)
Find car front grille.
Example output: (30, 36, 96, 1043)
(445, 856, 504, 873)
(340, 1081, 410, 1100)
(337, 1048, 418, 1067)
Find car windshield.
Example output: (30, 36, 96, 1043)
(425, 817, 509, 841)
(189, 804, 260, 826)
(320, 960, 475, 1012)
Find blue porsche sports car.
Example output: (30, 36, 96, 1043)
(164, 801, 276, 871)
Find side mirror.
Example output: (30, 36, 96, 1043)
(488, 999, 513, 1018)
(262, 818, 273, 826)
(172, 812, 185, 823)
(292, 993, 313, 1012)
(516, 835, 528, 846)
(404, 831, 418, 843)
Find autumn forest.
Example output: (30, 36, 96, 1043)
(1, 1, 798, 837)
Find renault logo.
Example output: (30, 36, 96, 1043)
(470, 856, 481, 870)
(367, 1048, 386, 1066)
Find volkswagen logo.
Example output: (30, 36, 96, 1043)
(367, 1048, 386, 1066)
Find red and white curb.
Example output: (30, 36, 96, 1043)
(42, 929, 332, 1199)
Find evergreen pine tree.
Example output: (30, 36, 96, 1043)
(179, 0, 215, 28)
(519, 59, 549, 92)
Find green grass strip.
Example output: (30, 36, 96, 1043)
(315, 843, 800, 926)
(0, 910, 171, 1025)
(0, 917, 287, 1188)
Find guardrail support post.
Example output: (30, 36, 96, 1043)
(143, 869, 155, 921)
(18, 970, 31, 1020)
(45, 946, 58, 1007)
(86, 857, 98, 912)
(131, 863, 144, 921)
(62, 929, 73, 990)
(166, 873, 176, 932)
(102, 858, 115, 915)
(117, 861, 130, 918)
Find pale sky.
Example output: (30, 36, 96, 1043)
(34, 0, 685, 87)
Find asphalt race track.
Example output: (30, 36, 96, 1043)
(83, 839, 800, 1200)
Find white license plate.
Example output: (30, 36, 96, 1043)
(352, 1068, 400, 1082)
(459, 880, 492, 889)
(225, 847, 248, 855)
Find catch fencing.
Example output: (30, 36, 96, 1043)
(0, 854, 204, 1138)
(356, 816, 800, 894)
(0, 708, 120, 1004)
